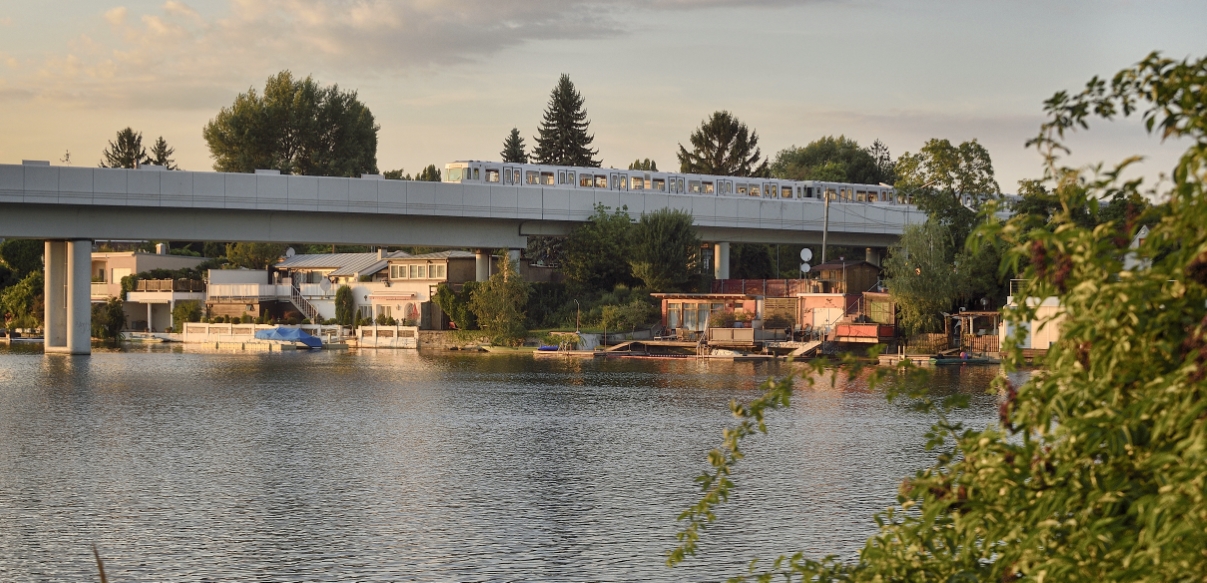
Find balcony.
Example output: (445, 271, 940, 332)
(135, 279, 205, 292)
(207, 284, 293, 300)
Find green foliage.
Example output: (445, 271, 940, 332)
(168, 247, 200, 257)
(730, 244, 774, 279)
(672, 51, 1207, 582)
(629, 208, 701, 292)
(91, 297, 126, 342)
(628, 158, 657, 171)
(203, 70, 379, 176)
(562, 204, 634, 293)
(600, 298, 657, 331)
(0, 239, 43, 280)
(334, 284, 356, 327)
(1, 270, 43, 330)
(225, 242, 286, 270)
(415, 164, 441, 182)
(677, 111, 769, 177)
(202, 242, 228, 258)
(526, 283, 657, 331)
(433, 281, 479, 330)
(501, 128, 528, 163)
(883, 220, 960, 334)
(171, 300, 202, 330)
(468, 253, 530, 345)
(770, 135, 894, 185)
(147, 136, 177, 170)
(895, 138, 1000, 246)
(532, 74, 600, 167)
(525, 236, 565, 267)
(99, 127, 149, 168)
(383, 168, 410, 180)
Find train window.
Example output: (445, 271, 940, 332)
(856, 191, 866, 202)
(580, 174, 593, 188)
(826, 188, 836, 201)
(448, 168, 463, 182)
(558, 171, 566, 184)
(688, 180, 701, 193)
(632, 177, 645, 190)
(750, 186, 760, 197)
(782, 186, 792, 198)
(567, 171, 575, 186)
(473, 168, 480, 181)
(652, 178, 665, 191)
(677, 178, 685, 193)
(525, 171, 538, 185)
(619, 176, 628, 190)
(594, 175, 607, 188)
(702, 181, 714, 194)
(513, 169, 521, 184)
(805, 186, 813, 198)
(486, 169, 500, 183)
(541, 172, 554, 185)
(737, 184, 747, 195)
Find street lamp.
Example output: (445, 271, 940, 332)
(574, 299, 581, 333)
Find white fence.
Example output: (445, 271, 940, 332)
(356, 325, 419, 349)
(181, 323, 348, 344)
(206, 284, 292, 299)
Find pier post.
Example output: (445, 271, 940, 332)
(475, 249, 490, 282)
(43, 241, 67, 350)
(865, 247, 881, 267)
(43, 239, 92, 354)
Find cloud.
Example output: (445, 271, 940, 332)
(0, 0, 810, 108)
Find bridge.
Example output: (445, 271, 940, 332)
(0, 160, 924, 354)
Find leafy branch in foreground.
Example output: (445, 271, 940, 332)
(670, 51, 1207, 582)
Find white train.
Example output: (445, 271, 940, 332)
(443, 160, 911, 206)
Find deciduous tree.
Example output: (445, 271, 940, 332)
(203, 70, 379, 177)
(225, 242, 286, 270)
(883, 220, 960, 334)
(629, 208, 700, 292)
(468, 253, 530, 344)
(771, 136, 892, 184)
(562, 204, 633, 293)
(532, 75, 600, 167)
(677, 111, 769, 177)
(0, 239, 43, 281)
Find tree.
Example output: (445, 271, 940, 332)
(677, 111, 769, 177)
(729, 244, 774, 279)
(531, 74, 600, 167)
(628, 158, 657, 171)
(895, 138, 1000, 245)
(334, 285, 356, 327)
(883, 220, 961, 334)
(432, 282, 478, 330)
(100, 127, 149, 169)
(500, 128, 528, 163)
(629, 208, 701, 292)
(468, 253, 530, 345)
(88, 297, 126, 343)
(414, 164, 441, 182)
(225, 242, 286, 270)
(671, 51, 1207, 582)
(383, 169, 410, 180)
(562, 204, 633, 292)
(0, 239, 43, 281)
(147, 136, 178, 170)
(1, 271, 43, 330)
(170, 300, 201, 331)
(770, 136, 892, 184)
(203, 70, 379, 176)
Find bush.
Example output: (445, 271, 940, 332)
(600, 298, 657, 331)
(433, 281, 478, 330)
(171, 300, 203, 330)
(90, 297, 126, 342)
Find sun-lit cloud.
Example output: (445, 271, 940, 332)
(104, 6, 128, 27)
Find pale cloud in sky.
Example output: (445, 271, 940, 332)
(0, 0, 1204, 190)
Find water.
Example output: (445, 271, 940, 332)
(0, 345, 1003, 582)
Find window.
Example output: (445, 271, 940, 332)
(541, 172, 555, 185)
(558, 171, 566, 184)
(567, 171, 575, 186)
(619, 176, 628, 190)
(580, 174, 593, 187)
(448, 168, 463, 182)
(632, 177, 645, 190)
(703, 181, 714, 194)
(737, 184, 748, 195)
(486, 169, 500, 183)
(525, 171, 538, 185)
(688, 181, 701, 193)
(782, 186, 793, 198)
(473, 168, 480, 181)
(750, 186, 761, 197)
(806, 186, 814, 198)
(512, 169, 521, 184)
(684, 304, 698, 331)
(409, 264, 424, 278)
(677, 178, 685, 192)
(432, 264, 446, 279)
(391, 265, 406, 279)
(594, 175, 608, 188)
(668, 303, 682, 329)
(652, 178, 665, 191)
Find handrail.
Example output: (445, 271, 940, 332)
(289, 281, 321, 323)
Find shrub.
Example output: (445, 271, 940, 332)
(90, 297, 125, 342)
(171, 300, 202, 330)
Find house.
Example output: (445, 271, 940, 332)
(90, 247, 210, 331)
(998, 279, 1064, 358)
(810, 260, 882, 294)
(377, 251, 477, 326)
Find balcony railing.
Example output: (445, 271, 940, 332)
(207, 284, 292, 299)
(135, 279, 205, 292)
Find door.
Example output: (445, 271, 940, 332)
(812, 308, 843, 330)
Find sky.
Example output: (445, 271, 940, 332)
(1, 0, 1205, 193)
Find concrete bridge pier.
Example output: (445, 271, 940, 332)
(713, 242, 730, 280)
(43, 239, 92, 355)
(475, 249, 490, 282)
(865, 247, 882, 267)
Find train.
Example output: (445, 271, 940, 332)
(442, 160, 912, 206)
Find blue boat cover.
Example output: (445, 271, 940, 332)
(254, 327, 323, 348)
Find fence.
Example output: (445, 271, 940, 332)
(136, 279, 205, 292)
(356, 325, 419, 349)
(181, 323, 347, 344)
(206, 284, 292, 299)
(711, 279, 823, 296)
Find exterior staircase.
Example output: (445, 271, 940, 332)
(288, 281, 321, 323)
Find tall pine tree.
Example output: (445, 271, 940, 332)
(148, 136, 178, 170)
(677, 111, 769, 176)
(531, 75, 600, 167)
(500, 128, 528, 163)
(100, 127, 149, 169)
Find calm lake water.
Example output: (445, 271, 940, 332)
(0, 345, 1005, 582)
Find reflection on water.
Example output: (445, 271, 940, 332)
(0, 346, 1001, 582)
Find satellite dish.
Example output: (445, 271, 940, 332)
(799, 248, 813, 261)
(800, 262, 811, 273)
(285, 247, 296, 258)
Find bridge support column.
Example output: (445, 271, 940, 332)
(865, 247, 881, 267)
(713, 242, 730, 280)
(475, 249, 490, 282)
(44, 239, 92, 355)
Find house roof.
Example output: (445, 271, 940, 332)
(650, 293, 754, 300)
(277, 251, 410, 277)
(389, 250, 476, 261)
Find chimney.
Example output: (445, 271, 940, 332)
(377, 248, 385, 260)
(155, 243, 167, 255)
